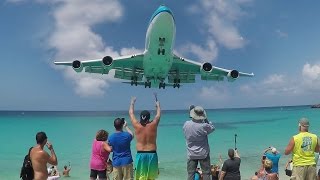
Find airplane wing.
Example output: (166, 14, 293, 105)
(54, 54, 144, 81)
(169, 54, 254, 83)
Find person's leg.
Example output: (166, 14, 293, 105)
(97, 169, 107, 180)
(148, 153, 159, 180)
(122, 163, 134, 180)
(291, 166, 305, 180)
(112, 167, 122, 180)
(90, 169, 98, 180)
(306, 165, 316, 180)
(199, 154, 211, 180)
(187, 159, 198, 180)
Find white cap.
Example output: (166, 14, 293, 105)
(271, 147, 277, 153)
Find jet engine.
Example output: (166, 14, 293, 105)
(102, 56, 113, 67)
(201, 62, 212, 72)
(72, 60, 83, 72)
(227, 70, 239, 81)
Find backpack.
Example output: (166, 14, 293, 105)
(20, 147, 34, 180)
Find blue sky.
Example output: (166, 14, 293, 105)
(1, 0, 320, 111)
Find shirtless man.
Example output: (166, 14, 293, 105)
(129, 95, 161, 180)
(62, 163, 71, 177)
(30, 132, 58, 180)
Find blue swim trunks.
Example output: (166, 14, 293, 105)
(135, 151, 158, 180)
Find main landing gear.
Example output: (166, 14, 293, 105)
(144, 81, 151, 88)
(159, 82, 166, 89)
(130, 77, 137, 86)
(173, 79, 180, 88)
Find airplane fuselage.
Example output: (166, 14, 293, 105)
(143, 6, 175, 83)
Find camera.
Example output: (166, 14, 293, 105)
(120, 118, 125, 125)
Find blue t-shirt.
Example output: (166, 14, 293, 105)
(265, 153, 281, 173)
(108, 131, 133, 167)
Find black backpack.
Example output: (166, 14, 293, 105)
(20, 147, 34, 180)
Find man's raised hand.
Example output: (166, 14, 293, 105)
(131, 97, 136, 104)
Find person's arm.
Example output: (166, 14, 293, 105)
(46, 142, 58, 166)
(68, 162, 72, 171)
(151, 100, 161, 125)
(129, 97, 139, 128)
(315, 138, 320, 153)
(103, 142, 112, 152)
(235, 149, 240, 158)
(263, 147, 270, 154)
(219, 154, 223, 164)
(123, 121, 134, 139)
(219, 171, 225, 180)
(285, 137, 295, 155)
(203, 121, 215, 135)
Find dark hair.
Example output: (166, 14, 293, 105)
(255, 172, 258, 175)
(228, 149, 235, 159)
(64, 165, 67, 169)
(114, 118, 125, 131)
(140, 110, 150, 125)
(96, 130, 108, 141)
(36, 132, 47, 144)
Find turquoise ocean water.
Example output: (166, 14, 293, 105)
(1, 106, 320, 180)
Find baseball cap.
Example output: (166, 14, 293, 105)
(140, 110, 150, 125)
(299, 118, 309, 127)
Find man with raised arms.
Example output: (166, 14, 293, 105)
(30, 132, 58, 180)
(129, 94, 161, 180)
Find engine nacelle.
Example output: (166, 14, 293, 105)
(102, 56, 113, 67)
(227, 70, 239, 81)
(201, 62, 212, 72)
(72, 60, 83, 72)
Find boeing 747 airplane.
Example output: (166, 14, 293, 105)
(54, 5, 254, 89)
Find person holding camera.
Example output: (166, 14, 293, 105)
(30, 131, 58, 180)
(219, 149, 241, 180)
(183, 105, 215, 180)
(263, 146, 281, 174)
(108, 118, 134, 180)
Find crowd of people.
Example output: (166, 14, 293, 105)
(22, 94, 320, 180)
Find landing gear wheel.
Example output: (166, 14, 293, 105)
(158, 48, 161, 55)
(177, 84, 180, 88)
(159, 82, 165, 89)
(162, 49, 165, 55)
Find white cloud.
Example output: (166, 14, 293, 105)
(191, 0, 250, 50)
(302, 63, 320, 91)
(46, 0, 125, 97)
(240, 63, 320, 98)
(181, 0, 251, 63)
(178, 38, 218, 62)
(302, 63, 320, 81)
(199, 85, 230, 102)
(120, 47, 143, 56)
(262, 74, 285, 86)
